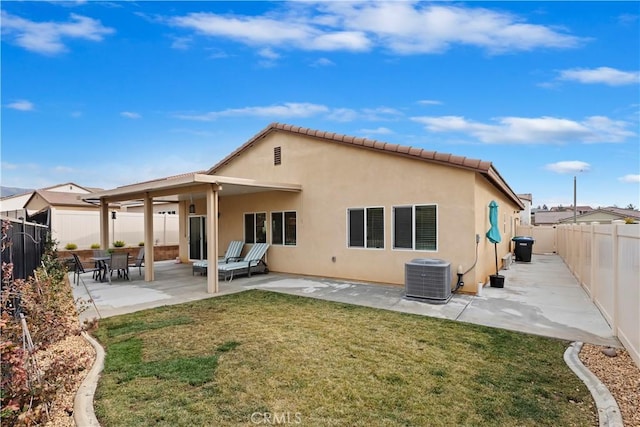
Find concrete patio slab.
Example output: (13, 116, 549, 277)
(72, 254, 619, 347)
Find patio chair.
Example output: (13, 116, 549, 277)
(108, 253, 130, 282)
(71, 253, 101, 285)
(192, 240, 244, 276)
(128, 247, 145, 276)
(218, 243, 270, 282)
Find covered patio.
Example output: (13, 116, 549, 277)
(81, 173, 301, 294)
(71, 255, 619, 347)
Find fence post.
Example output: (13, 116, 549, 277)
(589, 222, 598, 302)
(611, 220, 622, 337)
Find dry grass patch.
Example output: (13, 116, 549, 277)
(93, 290, 596, 426)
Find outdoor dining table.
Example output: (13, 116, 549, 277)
(90, 256, 110, 282)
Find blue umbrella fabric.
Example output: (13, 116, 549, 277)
(486, 200, 502, 275)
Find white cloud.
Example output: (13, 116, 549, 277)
(175, 102, 402, 123)
(121, 111, 142, 119)
(545, 161, 591, 174)
(1, 162, 19, 170)
(418, 100, 442, 106)
(360, 127, 393, 135)
(70, 111, 83, 118)
(258, 47, 280, 60)
(1, 11, 114, 55)
(167, 3, 583, 56)
(175, 102, 330, 121)
(558, 67, 640, 86)
(6, 100, 34, 111)
(310, 57, 335, 67)
(411, 115, 635, 144)
(52, 166, 74, 173)
(325, 108, 359, 122)
(618, 174, 640, 183)
(170, 36, 192, 50)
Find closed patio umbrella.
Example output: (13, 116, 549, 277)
(485, 200, 502, 277)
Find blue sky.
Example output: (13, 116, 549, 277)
(1, 1, 639, 209)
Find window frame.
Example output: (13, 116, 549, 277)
(244, 212, 267, 244)
(346, 206, 385, 249)
(392, 204, 438, 252)
(271, 211, 297, 246)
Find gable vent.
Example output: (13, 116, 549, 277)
(274, 146, 282, 165)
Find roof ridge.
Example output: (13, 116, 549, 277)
(207, 122, 521, 209)
(211, 122, 493, 173)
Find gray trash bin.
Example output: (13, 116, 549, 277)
(512, 236, 534, 262)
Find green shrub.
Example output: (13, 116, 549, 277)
(64, 243, 77, 250)
(138, 242, 145, 247)
(113, 240, 126, 248)
(90, 243, 101, 249)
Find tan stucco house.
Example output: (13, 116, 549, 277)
(83, 123, 524, 295)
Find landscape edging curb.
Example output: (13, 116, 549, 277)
(74, 331, 105, 427)
(564, 341, 623, 427)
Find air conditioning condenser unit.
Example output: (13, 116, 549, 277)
(405, 258, 452, 304)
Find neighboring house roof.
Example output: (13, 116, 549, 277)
(0, 188, 33, 200)
(558, 208, 640, 224)
(208, 122, 525, 209)
(534, 211, 574, 225)
(517, 193, 532, 203)
(549, 205, 593, 213)
(24, 190, 100, 212)
(601, 207, 640, 219)
(41, 182, 96, 193)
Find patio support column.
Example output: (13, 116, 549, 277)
(205, 184, 219, 293)
(144, 192, 155, 282)
(100, 200, 109, 250)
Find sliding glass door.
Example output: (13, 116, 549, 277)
(189, 216, 207, 260)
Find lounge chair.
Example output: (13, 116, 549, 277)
(192, 240, 244, 276)
(218, 243, 270, 281)
(129, 247, 145, 276)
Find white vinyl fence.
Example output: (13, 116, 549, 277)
(515, 225, 557, 254)
(51, 210, 179, 249)
(557, 222, 640, 368)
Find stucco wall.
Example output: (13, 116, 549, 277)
(474, 175, 521, 289)
(178, 131, 520, 293)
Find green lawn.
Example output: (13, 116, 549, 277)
(93, 290, 595, 426)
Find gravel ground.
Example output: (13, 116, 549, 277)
(40, 339, 639, 427)
(41, 335, 95, 427)
(580, 343, 640, 427)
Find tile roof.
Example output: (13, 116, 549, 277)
(26, 190, 99, 208)
(534, 211, 575, 224)
(208, 122, 523, 209)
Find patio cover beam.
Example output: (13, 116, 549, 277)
(82, 174, 301, 204)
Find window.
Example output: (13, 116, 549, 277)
(393, 205, 437, 251)
(348, 207, 384, 248)
(244, 212, 266, 244)
(271, 211, 296, 245)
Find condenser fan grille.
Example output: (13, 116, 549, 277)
(405, 258, 452, 304)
